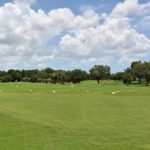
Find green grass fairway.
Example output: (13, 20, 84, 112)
(0, 81, 150, 150)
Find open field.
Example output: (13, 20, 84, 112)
(0, 81, 150, 150)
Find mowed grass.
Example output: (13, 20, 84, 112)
(0, 81, 150, 150)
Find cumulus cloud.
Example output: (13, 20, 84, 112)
(111, 0, 150, 17)
(57, 0, 150, 65)
(0, 0, 150, 70)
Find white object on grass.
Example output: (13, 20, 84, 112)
(112, 91, 120, 95)
(52, 90, 56, 93)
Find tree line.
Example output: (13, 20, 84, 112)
(111, 61, 150, 86)
(0, 61, 150, 86)
(0, 68, 89, 84)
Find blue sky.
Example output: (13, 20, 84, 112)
(0, 0, 150, 72)
(33, 0, 149, 14)
(33, 0, 118, 13)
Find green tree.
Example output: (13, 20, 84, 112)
(143, 61, 150, 86)
(56, 71, 67, 84)
(131, 61, 143, 84)
(69, 69, 88, 84)
(122, 72, 133, 86)
(111, 72, 124, 80)
(90, 65, 110, 84)
(7, 69, 22, 82)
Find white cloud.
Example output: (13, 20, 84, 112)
(57, 0, 150, 66)
(0, 0, 150, 70)
(58, 20, 150, 65)
(111, 0, 150, 17)
(71, 10, 99, 29)
(111, 0, 139, 17)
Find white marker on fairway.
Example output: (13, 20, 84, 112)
(52, 90, 56, 93)
(0, 90, 2, 93)
(30, 89, 33, 92)
(112, 92, 116, 95)
(112, 91, 120, 95)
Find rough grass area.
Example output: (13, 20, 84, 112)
(0, 81, 150, 150)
